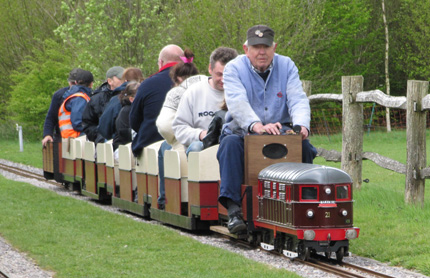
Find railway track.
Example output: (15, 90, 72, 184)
(0, 162, 60, 187)
(301, 258, 396, 278)
(0, 161, 399, 278)
(0, 270, 9, 278)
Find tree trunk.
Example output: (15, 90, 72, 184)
(382, 0, 391, 132)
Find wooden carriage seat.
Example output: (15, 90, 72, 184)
(96, 142, 107, 187)
(135, 147, 148, 205)
(164, 149, 188, 215)
(83, 141, 97, 194)
(73, 136, 87, 183)
(118, 143, 136, 202)
(188, 145, 220, 220)
(145, 141, 163, 209)
(105, 140, 119, 195)
(61, 137, 77, 183)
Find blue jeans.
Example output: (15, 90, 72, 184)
(217, 134, 317, 207)
(186, 141, 204, 156)
(157, 141, 172, 205)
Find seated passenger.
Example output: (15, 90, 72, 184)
(113, 81, 139, 161)
(59, 69, 94, 138)
(42, 68, 83, 146)
(82, 66, 125, 144)
(130, 44, 184, 157)
(155, 48, 205, 208)
(172, 47, 238, 156)
(99, 67, 144, 143)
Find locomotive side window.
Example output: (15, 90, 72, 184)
(299, 185, 319, 201)
(335, 184, 351, 201)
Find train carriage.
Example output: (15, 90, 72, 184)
(42, 132, 359, 262)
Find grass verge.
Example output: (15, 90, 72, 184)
(312, 130, 430, 275)
(0, 176, 300, 278)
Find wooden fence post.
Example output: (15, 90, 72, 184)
(405, 80, 428, 207)
(302, 80, 312, 97)
(341, 76, 363, 189)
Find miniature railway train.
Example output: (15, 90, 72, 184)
(42, 134, 359, 261)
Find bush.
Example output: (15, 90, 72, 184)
(8, 39, 74, 137)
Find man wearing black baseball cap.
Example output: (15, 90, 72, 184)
(217, 25, 317, 234)
(42, 68, 85, 146)
(59, 69, 94, 138)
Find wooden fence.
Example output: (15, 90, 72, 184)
(304, 76, 429, 207)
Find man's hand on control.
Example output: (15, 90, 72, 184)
(252, 122, 282, 135)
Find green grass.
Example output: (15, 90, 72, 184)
(0, 139, 43, 168)
(1, 131, 430, 276)
(311, 130, 430, 275)
(0, 176, 300, 278)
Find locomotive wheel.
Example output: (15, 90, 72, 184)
(324, 252, 331, 259)
(336, 247, 344, 262)
(298, 244, 310, 261)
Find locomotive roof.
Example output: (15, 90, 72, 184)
(258, 162, 352, 184)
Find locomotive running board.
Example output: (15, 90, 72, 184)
(260, 243, 274, 251)
(259, 243, 298, 258)
(283, 250, 298, 259)
(210, 226, 248, 239)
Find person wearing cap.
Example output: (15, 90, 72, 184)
(130, 44, 184, 157)
(82, 66, 125, 143)
(217, 25, 317, 234)
(59, 69, 94, 138)
(98, 67, 144, 146)
(41, 68, 84, 146)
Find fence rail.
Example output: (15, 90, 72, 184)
(307, 77, 428, 207)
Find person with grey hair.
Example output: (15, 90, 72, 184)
(130, 44, 184, 157)
(217, 25, 317, 234)
(82, 66, 125, 143)
(172, 47, 238, 155)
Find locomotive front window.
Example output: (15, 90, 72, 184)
(336, 184, 351, 201)
(300, 185, 319, 201)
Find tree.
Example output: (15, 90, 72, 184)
(8, 39, 74, 140)
(381, 0, 391, 132)
(55, 0, 176, 79)
(0, 0, 68, 121)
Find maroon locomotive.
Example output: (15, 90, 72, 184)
(255, 162, 359, 261)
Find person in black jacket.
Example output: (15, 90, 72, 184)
(42, 68, 84, 147)
(130, 44, 184, 157)
(81, 66, 124, 143)
(113, 81, 139, 160)
(98, 67, 144, 142)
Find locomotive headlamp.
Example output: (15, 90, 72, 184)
(306, 209, 314, 218)
(304, 230, 316, 240)
(345, 229, 358, 239)
(340, 209, 348, 216)
(324, 187, 331, 195)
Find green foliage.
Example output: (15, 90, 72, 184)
(8, 39, 74, 139)
(392, 0, 430, 81)
(0, 0, 68, 120)
(55, 0, 176, 79)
